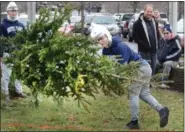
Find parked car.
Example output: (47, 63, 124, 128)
(113, 13, 133, 24)
(83, 14, 121, 36)
(73, 14, 94, 33)
(160, 13, 168, 22)
(113, 13, 121, 22)
(114, 13, 134, 38)
(1, 12, 7, 21)
(83, 14, 95, 35)
(177, 18, 184, 48)
(128, 13, 140, 42)
(70, 15, 81, 25)
(120, 13, 134, 38)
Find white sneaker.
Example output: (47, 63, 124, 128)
(160, 84, 169, 89)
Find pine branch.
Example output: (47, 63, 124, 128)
(109, 74, 174, 85)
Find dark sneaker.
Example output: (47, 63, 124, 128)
(1, 95, 14, 109)
(15, 93, 26, 98)
(159, 107, 169, 128)
(125, 120, 140, 129)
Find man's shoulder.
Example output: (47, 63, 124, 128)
(174, 35, 181, 41)
(168, 35, 180, 43)
(134, 18, 142, 27)
(116, 42, 130, 51)
(134, 19, 140, 24)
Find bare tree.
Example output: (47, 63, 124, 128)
(117, 2, 120, 14)
(178, 1, 184, 20)
(80, 2, 85, 34)
(130, 1, 139, 13)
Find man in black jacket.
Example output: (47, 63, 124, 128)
(133, 4, 160, 75)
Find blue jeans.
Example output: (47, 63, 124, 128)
(1, 53, 23, 96)
(139, 52, 157, 75)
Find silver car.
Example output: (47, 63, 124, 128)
(85, 14, 121, 36)
(128, 13, 140, 42)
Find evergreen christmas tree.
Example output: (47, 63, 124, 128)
(4, 5, 140, 107)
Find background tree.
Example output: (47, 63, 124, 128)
(178, 1, 184, 20)
(130, 1, 139, 13)
(80, 2, 85, 34)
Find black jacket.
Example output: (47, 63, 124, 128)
(158, 36, 182, 63)
(133, 13, 160, 53)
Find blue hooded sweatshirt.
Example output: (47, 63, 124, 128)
(103, 36, 146, 64)
(0, 19, 25, 53)
(0, 19, 24, 37)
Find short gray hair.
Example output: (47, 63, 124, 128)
(144, 4, 153, 11)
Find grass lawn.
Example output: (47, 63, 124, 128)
(1, 87, 184, 131)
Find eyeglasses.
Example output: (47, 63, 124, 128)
(9, 10, 17, 12)
(163, 32, 169, 35)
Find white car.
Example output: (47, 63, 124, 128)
(177, 18, 184, 48)
(113, 13, 134, 38)
(84, 14, 121, 36)
(91, 15, 121, 36)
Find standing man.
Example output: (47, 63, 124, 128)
(0, 2, 26, 104)
(133, 4, 160, 75)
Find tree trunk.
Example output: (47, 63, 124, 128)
(134, 7, 136, 13)
(117, 2, 120, 14)
(81, 2, 85, 34)
(130, 2, 139, 13)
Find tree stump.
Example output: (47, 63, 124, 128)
(169, 67, 184, 92)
